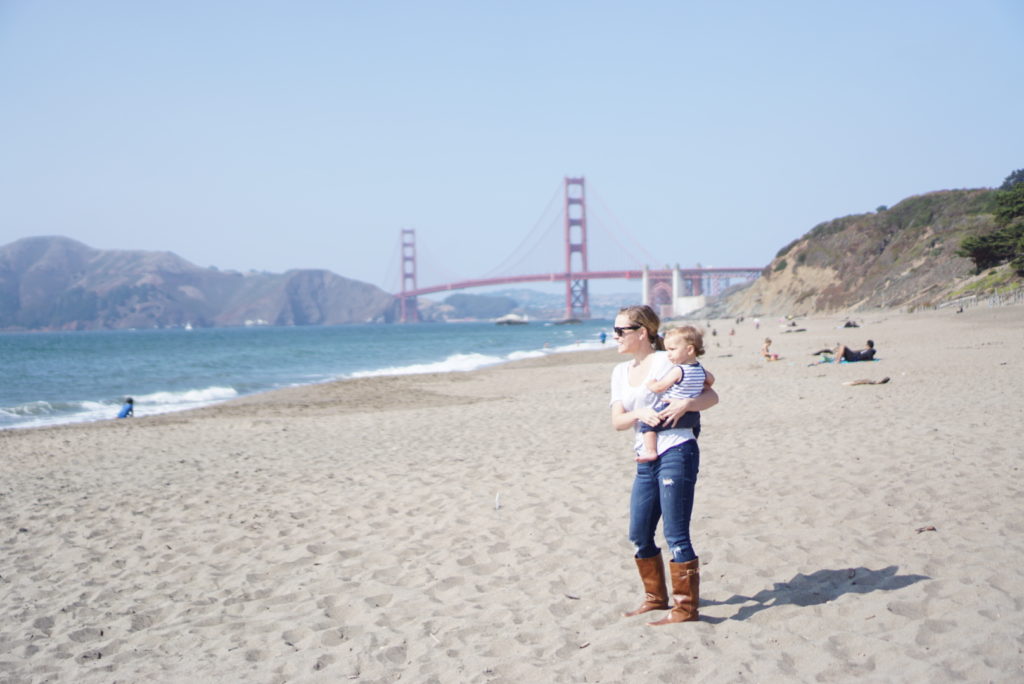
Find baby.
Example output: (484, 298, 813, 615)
(637, 326, 712, 462)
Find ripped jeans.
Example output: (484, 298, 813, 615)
(628, 439, 699, 563)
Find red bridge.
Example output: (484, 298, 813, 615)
(397, 177, 762, 322)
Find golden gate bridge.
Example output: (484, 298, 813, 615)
(395, 177, 761, 322)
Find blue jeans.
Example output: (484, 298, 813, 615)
(629, 440, 699, 563)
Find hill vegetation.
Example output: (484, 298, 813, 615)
(726, 175, 1023, 316)
(956, 169, 1024, 275)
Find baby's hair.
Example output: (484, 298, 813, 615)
(664, 325, 705, 357)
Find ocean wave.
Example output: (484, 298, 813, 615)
(1, 386, 240, 430)
(134, 386, 239, 405)
(1, 400, 57, 417)
(348, 352, 505, 378)
(348, 341, 605, 379)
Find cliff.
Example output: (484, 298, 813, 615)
(726, 188, 1015, 315)
(0, 237, 397, 330)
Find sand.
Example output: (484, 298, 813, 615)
(1, 304, 1023, 683)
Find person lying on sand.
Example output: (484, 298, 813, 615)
(811, 340, 877, 363)
(834, 340, 876, 363)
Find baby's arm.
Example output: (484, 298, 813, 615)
(645, 366, 683, 394)
(703, 369, 715, 389)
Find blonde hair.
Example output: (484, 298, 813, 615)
(618, 305, 664, 351)
(664, 325, 705, 357)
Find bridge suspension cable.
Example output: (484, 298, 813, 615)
(587, 184, 664, 268)
(478, 182, 564, 280)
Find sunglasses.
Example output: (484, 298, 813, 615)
(613, 325, 642, 337)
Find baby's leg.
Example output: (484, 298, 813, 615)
(637, 430, 660, 462)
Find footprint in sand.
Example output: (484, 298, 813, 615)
(379, 643, 407, 665)
(33, 616, 55, 635)
(886, 599, 928, 619)
(364, 593, 393, 608)
(313, 654, 336, 671)
(245, 649, 267, 662)
(282, 627, 315, 647)
(320, 628, 346, 647)
(68, 627, 103, 643)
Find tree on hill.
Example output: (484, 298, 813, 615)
(1000, 168, 1024, 190)
(957, 169, 1024, 275)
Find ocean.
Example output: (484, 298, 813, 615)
(0, 320, 613, 430)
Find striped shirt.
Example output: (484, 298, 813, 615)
(661, 362, 706, 402)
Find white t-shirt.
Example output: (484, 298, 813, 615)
(610, 351, 696, 457)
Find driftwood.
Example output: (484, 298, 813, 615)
(843, 377, 890, 386)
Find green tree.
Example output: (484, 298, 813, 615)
(957, 168, 1024, 275)
(999, 168, 1024, 190)
(993, 181, 1024, 228)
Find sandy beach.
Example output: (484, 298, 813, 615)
(1, 304, 1023, 683)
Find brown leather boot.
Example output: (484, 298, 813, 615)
(648, 558, 699, 625)
(623, 554, 669, 617)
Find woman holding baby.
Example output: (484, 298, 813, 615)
(609, 305, 719, 625)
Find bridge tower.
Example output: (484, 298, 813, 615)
(564, 176, 590, 320)
(399, 228, 419, 323)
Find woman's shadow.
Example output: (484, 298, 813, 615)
(701, 565, 929, 623)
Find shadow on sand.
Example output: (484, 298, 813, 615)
(701, 565, 930, 623)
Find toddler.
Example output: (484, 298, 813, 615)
(637, 326, 711, 462)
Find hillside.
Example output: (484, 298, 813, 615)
(0, 237, 397, 331)
(726, 188, 1019, 315)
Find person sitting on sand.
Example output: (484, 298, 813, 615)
(116, 397, 134, 418)
(637, 326, 715, 463)
(834, 340, 876, 363)
(760, 337, 779, 361)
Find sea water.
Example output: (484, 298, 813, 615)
(0, 320, 613, 430)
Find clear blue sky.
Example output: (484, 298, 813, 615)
(2, 1, 1021, 296)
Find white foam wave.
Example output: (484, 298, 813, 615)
(134, 386, 239, 405)
(507, 350, 546, 361)
(349, 353, 504, 378)
(2, 386, 240, 430)
(348, 340, 605, 380)
(1, 400, 56, 417)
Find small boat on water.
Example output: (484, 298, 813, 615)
(494, 313, 529, 325)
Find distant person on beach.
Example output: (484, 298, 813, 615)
(636, 326, 712, 463)
(834, 340, 876, 363)
(116, 397, 134, 418)
(761, 337, 779, 361)
(610, 305, 719, 625)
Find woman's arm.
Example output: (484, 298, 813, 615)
(611, 401, 661, 432)
(657, 387, 719, 427)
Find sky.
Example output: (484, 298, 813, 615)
(2, 1, 1022, 296)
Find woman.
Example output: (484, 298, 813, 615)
(610, 305, 718, 625)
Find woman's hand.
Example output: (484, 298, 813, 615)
(636, 407, 662, 427)
(611, 402, 661, 431)
(658, 386, 719, 427)
(657, 398, 694, 428)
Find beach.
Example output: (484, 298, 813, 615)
(1, 304, 1023, 683)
